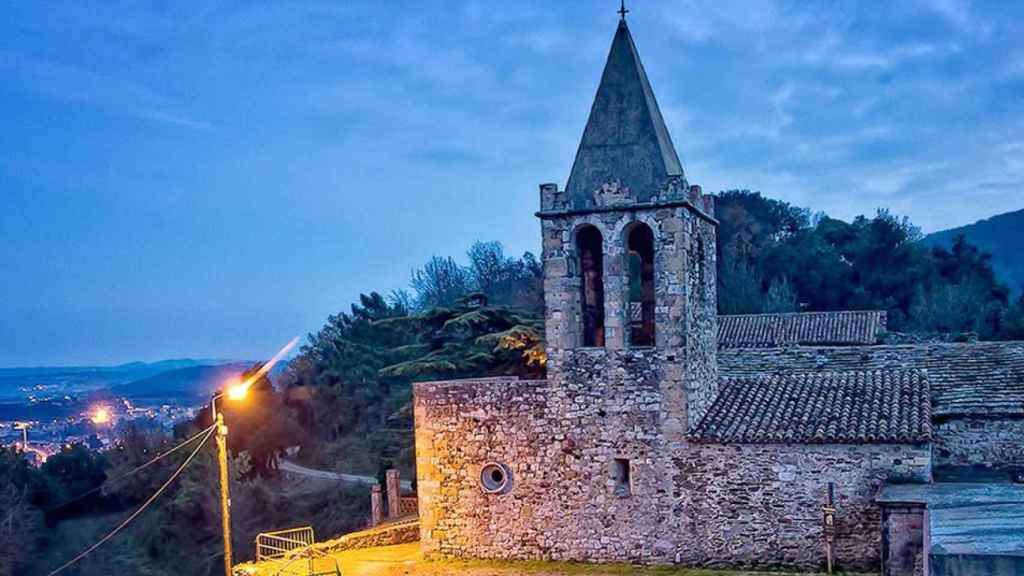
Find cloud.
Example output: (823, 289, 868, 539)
(0, 50, 210, 131)
(137, 111, 212, 131)
(925, 0, 993, 38)
(663, 0, 781, 45)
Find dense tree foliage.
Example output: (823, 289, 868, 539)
(187, 364, 305, 478)
(282, 242, 544, 477)
(0, 447, 45, 575)
(714, 190, 1024, 339)
(924, 207, 1024, 298)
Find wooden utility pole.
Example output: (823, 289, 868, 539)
(215, 408, 233, 576)
(823, 482, 836, 575)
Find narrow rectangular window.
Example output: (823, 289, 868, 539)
(578, 225, 605, 347)
(613, 458, 631, 496)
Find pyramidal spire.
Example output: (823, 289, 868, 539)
(565, 19, 684, 207)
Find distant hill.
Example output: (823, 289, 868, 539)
(0, 358, 246, 402)
(924, 208, 1024, 297)
(110, 362, 253, 403)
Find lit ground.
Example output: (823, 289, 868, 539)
(257, 543, 864, 576)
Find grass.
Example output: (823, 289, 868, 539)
(418, 557, 868, 576)
(326, 545, 873, 576)
(245, 542, 876, 576)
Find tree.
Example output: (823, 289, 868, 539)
(190, 364, 304, 478)
(0, 448, 44, 576)
(410, 256, 472, 309)
(377, 293, 545, 381)
(40, 443, 108, 517)
(103, 425, 179, 505)
(465, 241, 544, 312)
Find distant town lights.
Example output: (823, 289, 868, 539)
(90, 406, 112, 425)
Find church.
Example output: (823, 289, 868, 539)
(413, 14, 1024, 576)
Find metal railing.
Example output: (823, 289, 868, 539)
(255, 526, 341, 576)
(256, 527, 315, 562)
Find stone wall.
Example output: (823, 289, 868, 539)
(414, 375, 929, 570)
(539, 181, 718, 435)
(684, 213, 718, 425)
(415, 374, 681, 563)
(933, 417, 1024, 468)
(317, 519, 420, 554)
(233, 520, 420, 576)
(880, 504, 926, 576)
(675, 443, 931, 571)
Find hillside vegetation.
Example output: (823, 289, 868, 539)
(924, 207, 1024, 297)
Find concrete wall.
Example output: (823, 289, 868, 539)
(414, 375, 930, 570)
(933, 418, 1024, 468)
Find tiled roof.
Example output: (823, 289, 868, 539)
(923, 343, 1024, 417)
(718, 342, 1024, 417)
(691, 370, 931, 444)
(718, 310, 887, 348)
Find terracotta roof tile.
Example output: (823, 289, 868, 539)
(691, 370, 931, 444)
(718, 311, 887, 348)
(719, 342, 1024, 417)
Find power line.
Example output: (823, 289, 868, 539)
(46, 424, 216, 576)
(46, 424, 217, 513)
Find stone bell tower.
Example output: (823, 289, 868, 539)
(537, 17, 718, 433)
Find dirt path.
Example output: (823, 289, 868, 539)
(334, 543, 423, 575)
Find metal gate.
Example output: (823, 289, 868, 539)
(255, 526, 341, 576)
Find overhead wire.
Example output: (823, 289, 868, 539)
(46, 424, 216, 576)
(45, 423, 217, 513)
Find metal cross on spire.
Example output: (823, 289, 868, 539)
(618, 0, 629, 20)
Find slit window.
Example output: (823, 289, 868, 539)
(627, 223, 655, 346)
(578, 225, 605, 347)
(696, 236, 707, 300)
(612, 458, 631, 496)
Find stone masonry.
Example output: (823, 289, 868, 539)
(932, 418, 1024, 468)
(539, 186, 719, 434)
(412, 15, 971, 574)
(414, 373, 931, 569)
(675, 443, 931, 569)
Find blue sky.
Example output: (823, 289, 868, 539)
(2, 1, 1022, 366)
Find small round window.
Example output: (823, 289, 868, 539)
(480, 462, 513, 494)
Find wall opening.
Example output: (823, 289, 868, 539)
(577, 225, 605, 347)
(626, 223, 656, 346)
(696, 235, 706, 300)
(480, 462, 513, 494)
(612, 458, 631, 496)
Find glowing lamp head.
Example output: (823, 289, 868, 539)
(225, 377, 251, 401)
(91, 406, 112, 425)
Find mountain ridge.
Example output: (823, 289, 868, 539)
(924, 207, 1024, 296)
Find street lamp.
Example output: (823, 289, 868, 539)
(208, 336, 298, 576)
(210, 377, 251, 576)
